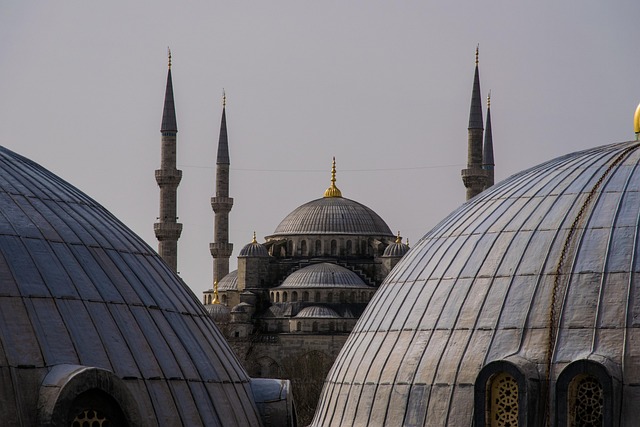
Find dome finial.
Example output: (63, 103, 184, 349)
(252, 231, 257, 244)
(168, 47, 172, 69)
(634, 102, 640, 140)
(396, 231, 402, 244)
(475, 44, 479, 65)
(487, 91, 491, 108)
(323, 157, 343, 198)
(212, 278, 220, 304)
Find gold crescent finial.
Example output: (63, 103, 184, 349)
(634, 102, 640, 139)
(323, 157, 343, 198)
(396, 231, 402, 244)
(252, 231, 257, 244)
(212, 278, 220, 304)
(168, 47, 172, 69)
(223, 89, 226, 108)
(406, 238, 409, 247)
(475, 44, 479, 65)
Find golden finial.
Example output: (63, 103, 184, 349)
(323, 157, 343, 198)
(475, 44, 479, 65)
(634, 102, 640, 140)
(406, 238, 409, 247)
(223, 89, 226, 108)
(487, 91, 491, 108)
(212, 278, 220, 304)
(168, 47, 172, 69)
(396, 231, 402, 244)
(252, 231, 257, 244)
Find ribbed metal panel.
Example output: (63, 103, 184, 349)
(276, 263, 370, 289)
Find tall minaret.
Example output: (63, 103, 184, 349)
(461, 45, 487, 200)
(210, 92, 234, 281)
(483, 93, 494, 190)
(154, 49, 183, 272)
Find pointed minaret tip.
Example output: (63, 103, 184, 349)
(487, 91, 491, 108)
(223, 89, 226, 108)
(475, 44, 479, 65)
(168, 47, 172, 69)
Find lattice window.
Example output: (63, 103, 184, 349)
(72, 409, 109, 427)
(570, 375, 603, 427)
(490, 372, 519, 427)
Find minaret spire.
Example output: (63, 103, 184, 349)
(461, 45, 488, 201)
(323, 157, 342, 198)
(154, 49, 183, 272)
(210, 91, 234, 282)
(483, 92, 495, 189)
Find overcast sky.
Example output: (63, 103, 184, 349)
(2, 1, 639, 297)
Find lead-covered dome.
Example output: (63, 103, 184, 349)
(0, 146, 263, 426)
(269, 197, 393, 237)
(313, 140, 640, 426)
(277, 263, 369, 289)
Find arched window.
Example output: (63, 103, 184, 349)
(315, 291, 321, 302)
(489, 372, 519, 426)
(270, 291, 274, 301)
(329, 321, 335, 332)
(342, 321, 347, 331)
(276, 293, 280, 303)
(68, 390, 128, 427)
(296, 321, 302, 332)
(292, 291, 298, 302)
(350, 292, 356, 302)
(283, 292, 288, 303)
(556, 360, 614, 427)
(331, 240, 337, 256)
(339, 291, 345, 303)
(327, 292, 333, 303)
(312, 321, 318, 332)
(221, 294, 227, 306)
(346, 240, 352, 255)
(315, 239, 322, 255)
(287, 240, 293, 256)
(302, 291, 309, 302)
(301, 240, 307, 256)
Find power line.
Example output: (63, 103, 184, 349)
(179, 164, 464, 172)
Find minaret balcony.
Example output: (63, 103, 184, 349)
(154, 222, 183, 240)
(210, 242, 233, 258)
(155, 169, 183, 186)
(461, 168, 488, 186)
(211, 197, 234, 212)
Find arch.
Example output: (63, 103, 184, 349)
(475, 359, 539, 427)
(283, 292, 288, 303)
(315, 291, 321, 302)
(276, 292, 280, 303)
(302, 291, 309, 302)
(221, 294, 228, 306)
(339, 291, 345, 303)
(312, 321, 318, 332)
(556, 359, 616, 427)
(315, 239, 322, 255)
(296, 321, 302, 332)
(327, 292, 333, 303)
(270, 291, 274, 301)
(287, 240, 293, 256)
(292, 291, 298, 302)
(300, 240, 307, 256)
(331, 240, 337, 256)
(346, 240, 352, 255)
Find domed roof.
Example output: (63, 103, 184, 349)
(313, 140, 640, 426)
(0, 146, 263, 426)
(382, 234, 410, 257)
(270, 197, 393, 237)
(205, 303, 231, 323)
(295, 306, 341, 318)
(239, 233, 269, 257)
(218, 269, 238, 291)
(276, 263, 370, 289)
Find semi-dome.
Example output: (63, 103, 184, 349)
(218, 269, 239, 291)
(269, 197, 393, 237)
(277, 263, 370, 289)
(295, 306, 341, 319)
(0, 146, 273, 426)
(313, 140, 640, 426)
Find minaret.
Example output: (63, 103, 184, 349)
(461, 45, 488, 200)
(210, 92, 234, 281)
(483, 92, 495, 189)
(154, 49, 183, 271)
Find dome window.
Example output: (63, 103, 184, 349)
(489, 372, 519, 426)
(312, 322, 318, 332)
(315, 292, 321, 302)
(283, 292, 288, 303)
(292, 291, 298, 302)
(315, 240, 322, 255)
(302, 291, 309, 302)
(331, 240, 337, 256)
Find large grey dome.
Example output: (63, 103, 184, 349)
(313, 140, 640, 426)
(0, 146, 265, 426)
(277, 263, 370, 289)
(269, 197, 393, 237)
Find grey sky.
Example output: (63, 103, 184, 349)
(1, 1, 639, 296)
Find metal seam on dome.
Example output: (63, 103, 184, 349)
(543, 142, 640, 426)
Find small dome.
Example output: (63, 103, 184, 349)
(269, 197, 393, 237)
(277, 263, 370, 289)
(295, 306, 341, 319)
(218, 270, 238, 291)
(206, 303, 231, 323)
(231, 302, 252, 313)
(239, 233, 269, 257)
(382, 235, 410, 257)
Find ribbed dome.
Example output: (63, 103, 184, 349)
(206, 303, 231, 323)
(239, 241, 269, 257)
(0, 146, 262, 426)
(218, 269, 238, 291)
(277, 263, 369, 289)
(313, 140, 640, 426)
(295, 306, 341, 319)
(382, 240, 410, 257)
(269, 197, 393, 237)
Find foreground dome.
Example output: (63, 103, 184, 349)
(313, 140, 640, 426)
(0, 146, 290, 426)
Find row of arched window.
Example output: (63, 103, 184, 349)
(282, 238, 372, 257)
(270, 289, 374, 304)
(475, 359, 614, 426)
